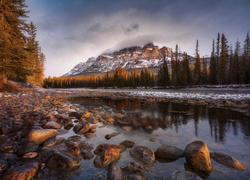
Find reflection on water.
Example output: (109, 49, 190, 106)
(71, 97, 250, 180)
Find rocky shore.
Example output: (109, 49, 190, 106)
(0, 89, 248, 179)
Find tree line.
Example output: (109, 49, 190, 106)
(0, 0, 45, 86)
(44, 32, 250, 89)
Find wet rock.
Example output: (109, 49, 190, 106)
(43, 121, 62, 129)
(107, 118, 115, 123)
(128, 174, 144, 180)
(94, 144, 126, 155)
(210, 152, 246, 170)
(172, 171, 202, 180)
(66, 142, 81, 157)
(109, 163, 122, 180)
(0, 159, 8, 173)
(129, 146, 155, 165)
(119, 140, 135, 148)
(64, 120, 73, 129)
(105, 132, 121, 140)
(56, 129, 69, 135)
(43, 137, 65, 147)
(155, 145, 184, 160)
(184, 141, 212, 172)
(22, 152, 38, 159)
(125, 162, 146, 173)
(47, 152, 81, 171)
(81, 150, 94, 159)
(149, 138, 157, 142)
(121, 126, 132, 131)
(4, 162, 39, 180)
(28, 129, 58, 144)
(67, 135, 82, 142)
(94, 149, 121, 168)
(73, 121, 90, 134)
(84, 133, 96, 139)
(81, 111, 91, 119)
(115, 113, 125, 118)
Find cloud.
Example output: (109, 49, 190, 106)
(124, 24, 139, 35)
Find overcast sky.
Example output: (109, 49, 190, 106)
(26, 0, 250, 77)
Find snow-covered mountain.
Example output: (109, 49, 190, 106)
(63, 43, 196, 77)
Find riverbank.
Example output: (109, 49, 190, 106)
(67, 88, 250, 117)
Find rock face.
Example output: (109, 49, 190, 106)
(4, 162, 39, 180)
(210, 152, 246, 171)
(109, 163, 122, 180)
(28, 129, 58, 144)
(129, 146, 155, 165)
(184, 141, 212, 172)
(47, 152, 81, 171)
(155, 145, 184, 160)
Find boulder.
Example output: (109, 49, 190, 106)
(109, 163, 122, 180)
(184, 141, 212, 172)
(210, 152, 246, 171)
(43, 121, 62, 129)
(129, 146, 155, 165)
(28, 129, 58, 144)
(172, 171, 202, 180)
(94, 144, 126, 155)
(105, 132, 121, 140)
(4, 162, 39, 180)
(47, 152, 81, 171)
(94, 149, 121, 168)
(155, 145, 184, 160)
(81, 111, 91, 119)
(73, 121, 90, 134)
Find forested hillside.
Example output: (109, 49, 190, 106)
(44, 32, 250, 88)
(0, 0, 45, 87)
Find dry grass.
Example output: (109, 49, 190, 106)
(0, 80, 32, 92)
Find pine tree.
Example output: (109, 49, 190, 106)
(182, 52, 191, 86)
(209, 40, 217, 84)
(218, 33, 229, 84)
(202, 56, 208, 84)
(240, 31, 250, 84)
(194, 40, 201, 85)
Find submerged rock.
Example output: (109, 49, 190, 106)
(4, 162, 39, 180)
(120, 140, 135, 148)
(28, 129, 58, 144)
(109, 163, 122, 180)
(94, 149, 121, 168)
(125, 162, 146, 173)
(129, 146, 155, 165)
(172, 170, 202, 180)
(155, 145, 184, 160)
(47, 152, 81, 171)
(210, 152, 246, 171)
(184, 141, 212, 172)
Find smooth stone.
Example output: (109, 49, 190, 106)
(43, 121, 62, 129)
(82, 150, 94, 159)
(184, 141, 212, 172)
(43, 137, 65, 147)
(105, 132, 121, 140)
(121, 126, 132, 131)
(84, 133, 96, 139)
(28, 129, 58, 144)
(81, 111, 91, 119)
(94, 144, 126, 155)
(109, 163, 122, 180)
(129, 146, 155, 165)
(107, 118, 115, 123)
(125, 162, 146, 173)
(47, 152, 81, 171)
(56, 129, 69, 135)
(119, 140, 135, 148)
(22, 152, 38, 159)
(155, 145, 184, 160)
(4, 162, 39, 180)
(149, 138, 157, 142)
(94, 149, 121, 168)
(210, 152, 246, 170)
(172, 170, 202, 180)
(128, 174, 144, 180)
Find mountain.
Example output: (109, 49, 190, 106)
(63, 43, 198, 77)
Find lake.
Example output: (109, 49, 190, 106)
(62, 96, 250, 179)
